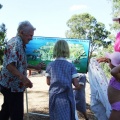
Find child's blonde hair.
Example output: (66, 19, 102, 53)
(53, 40, 70, 58)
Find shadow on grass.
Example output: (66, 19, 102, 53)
(24, 110, 50, 120)
(78, 103, 97, 120)
(27, 90, 48, 94)
(24, 103, 97, 120)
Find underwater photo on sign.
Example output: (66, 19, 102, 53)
(26, 36, 90, 73)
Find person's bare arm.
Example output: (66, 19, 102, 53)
(111, 64, 120, 81)
(96, 57, 109, 63)
(27, 62, 46, 71)
(72, 78, 81, 90)
(73, 84, 83, 90)
(46, 76, 50, 85)
(7, 62, 33, 88)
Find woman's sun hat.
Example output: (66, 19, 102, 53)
(105, 52, 120, 66)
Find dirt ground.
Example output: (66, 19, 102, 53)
(0, 70, 97, 120)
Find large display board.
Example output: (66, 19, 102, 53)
(26, 36, 90, 73)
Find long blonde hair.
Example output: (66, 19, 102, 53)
(53, 40, 70, 58)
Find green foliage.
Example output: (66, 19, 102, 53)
(100, 63, 111, 80)
(66, 13, 111, 58)
(110, 22, 120, 32)
(0, 24, 6, 65)
(66, 13, 97, 39)
(0, 4, 7, 65)
(97, 44, 114, 57)
(112, 0, 120, 15)
(0, 23, 6, 43)
(96, 45, 114, 79)
(109, 0, 120, 32)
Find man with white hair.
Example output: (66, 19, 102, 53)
(0, 21, 45, 120)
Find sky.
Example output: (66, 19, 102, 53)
(0, 0, 113, 39)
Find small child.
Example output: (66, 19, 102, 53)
(97, 51, 120, 120)
(73, 74, 89, 120)
(45, 40, 80, 120)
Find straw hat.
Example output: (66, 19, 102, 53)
(105, 52, 120, 66)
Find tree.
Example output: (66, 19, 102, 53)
(0, 4, 7, 65)
(109, 0, 120, 32)
(0, 24, 7, 65)
(97, 44, 114, 79)
(66, 13, 111, 58)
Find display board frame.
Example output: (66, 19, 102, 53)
(26, 36, 90, 73)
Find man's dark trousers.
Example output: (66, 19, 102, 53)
(0, 86, 24, 120)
